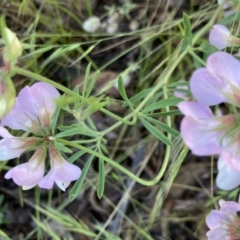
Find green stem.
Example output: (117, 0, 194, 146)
(58, 138, 188, 186)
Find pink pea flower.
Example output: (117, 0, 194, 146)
(1, 82, 60, 132)
(5, 145, 47, 190)
(206, 198, 240, 240)
(209, 25, 240, 50)
(190, 52, 240, 107)
(179, 101, 240, 190)
(38, 147, 81, 191)
(0, 126, 40, 160)
(209, 25, 232, 50)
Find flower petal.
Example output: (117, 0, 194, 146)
(206, 228, 230, 240)
(5, 160, 45, 186)
(180, 117, 222, 156)
(178, 101, 213, 120)
(207, 52, 240, 88)
(29, 82, 60, 117)
(216, 152, 240, 190)
(209, 25, 230, 50)
(190, 68, 227, 106)
(38, 172, 55, 189)
(206, 210, 228, 229)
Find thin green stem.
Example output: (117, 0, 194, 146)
(58, 138, 188, 186)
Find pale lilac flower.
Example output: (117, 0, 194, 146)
(38, 147, 81, 191)
(1, 82, 60, 131)
(179, 101, 231, 156)
(2, 82, 81, 191)
(209, 25, 231, 50)
(209, 25, 240, 50)
(5, 145, 47, 190)
(179, 101, 240, 190)
(216, 152, 240, 190)
(0, 126, 35, 160)
(190, 52, 240, 107)
(206, 198, 240, 240)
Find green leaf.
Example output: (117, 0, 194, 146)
(143, 115, 179, 137)
(51, 107, 60, 135)
(147, 110, 181, 117)
(97, 149, 105, 199)
(69, 155, 94, 201)
(0, 229, 11, 240)
(183, 13, 192, 47)
(147, 92, 164, 106)
(219, 12, 240, 25)
(199, 42, 218, 54)
(55, 125, 98, 138)
(85, 70, 100, 97)
(40, 44, 80, 68)
(82, 63, 92, 97)
(142, 97, 182, 113)
(140, 117, 172, 146)
(68, 150, 86, 163)
(118, 76, 134, 110)
(54, 141, 72, 153)
(129, 87, 154, 105)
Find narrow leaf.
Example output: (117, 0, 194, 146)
(51, 107, 60, 135)
(140, 117, 172, 146)
(82, 63, 92, 97)
(118, 76, 134, 110)
(54, 141, 72, 153)
(183, 13, 192, 46)
(142, 97, 182, 113)
(69, 155, 94, 201)
(143, 115, 179, 137)
(97, 149, 105, 199)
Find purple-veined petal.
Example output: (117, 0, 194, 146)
(180, 117, 222, 156)
(209, 25, 231, 50)
(178, 101, 213, 120)
(190, 68, 227, 106)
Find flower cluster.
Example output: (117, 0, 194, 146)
(206, 197, 240, 240)
(179, 51, 240, 191)
(1, 82, 81, 191)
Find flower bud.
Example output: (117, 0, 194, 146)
(0, 79, 16, 118)
(3, 28, 23, 62)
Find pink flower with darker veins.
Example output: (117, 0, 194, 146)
(206, 198, 240, 240)
(179, 101, 240, 190)
(1, 82, 81, 191)
(179, 52, 240, 191)
(38, 147, 81, 191)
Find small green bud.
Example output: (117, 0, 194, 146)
(3, 28, 23, 63)
(0, 79, 16, 118)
